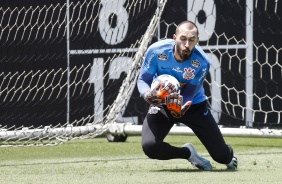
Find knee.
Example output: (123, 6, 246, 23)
(142, 141, 159, 159)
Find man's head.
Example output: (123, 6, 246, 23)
(173, 21, 199, 61)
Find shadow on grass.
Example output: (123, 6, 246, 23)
(152, 168, 238, 172)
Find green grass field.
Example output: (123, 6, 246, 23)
(0, 135, 281, 184)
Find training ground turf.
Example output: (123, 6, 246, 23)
(0, 135, 281, 184)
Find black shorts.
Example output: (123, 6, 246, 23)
(142, 100, 233, 163)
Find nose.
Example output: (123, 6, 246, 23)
(185, 40, 189, 48)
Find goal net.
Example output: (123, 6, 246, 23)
(0, 0, 281, 146)
(0, 0, 169, 146)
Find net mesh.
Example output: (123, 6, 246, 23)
(0, 0, 164, 145)
(0, 0, 281, 146)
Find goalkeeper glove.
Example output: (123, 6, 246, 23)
(166, 93, 192, 118)
(144, 82, 176, 105)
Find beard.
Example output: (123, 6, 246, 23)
(176, 44, 192, 61)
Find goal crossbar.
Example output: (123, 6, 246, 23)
(108, 123, 282, 138)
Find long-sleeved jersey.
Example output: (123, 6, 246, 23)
(137, 39, 210, 105)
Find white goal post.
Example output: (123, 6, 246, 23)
(0, 0, 281, 146)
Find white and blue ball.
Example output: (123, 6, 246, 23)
(151, 74, 180, 94)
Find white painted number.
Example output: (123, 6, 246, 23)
(187, 0, 216, 41)
(89, 57, 138, 123)
(98, 0, 129, 45)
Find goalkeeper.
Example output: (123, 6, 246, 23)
(137, 20, 237, 170)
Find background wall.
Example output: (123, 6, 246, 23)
(0, 0, 281, 128)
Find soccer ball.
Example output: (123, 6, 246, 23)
(151, 74, 180, 94)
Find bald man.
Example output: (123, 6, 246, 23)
(137, 21, 237, 171)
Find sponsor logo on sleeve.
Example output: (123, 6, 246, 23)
(199, 68, 207, 81)
(144, 53, 155, 68)
(158, 53, 168, 60)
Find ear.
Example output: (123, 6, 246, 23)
(173, 34, 176, 40)
(196, 36, 199, 43)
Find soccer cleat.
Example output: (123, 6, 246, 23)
(226, 155, 238, 170)
(182, 143, 212, 171)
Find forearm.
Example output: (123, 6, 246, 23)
(137, 80, 151, 97)
(137, 71, 154, 97)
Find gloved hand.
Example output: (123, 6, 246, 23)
(144, 82, 176, 105)
(166, 93, 192, 118)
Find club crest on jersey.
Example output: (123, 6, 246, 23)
(191, 59, 201, 68)
(183, 67, 195, 80)
(158, 53, 168, 60)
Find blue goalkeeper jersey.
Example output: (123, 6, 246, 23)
(137, 39, 210, 105)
